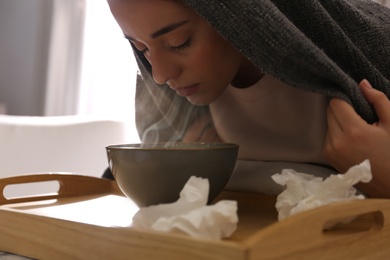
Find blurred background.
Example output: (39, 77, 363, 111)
(0, 0, 140, 183)
(0, 0, 137, 121)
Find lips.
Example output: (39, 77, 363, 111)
(173, 84, 199, 97)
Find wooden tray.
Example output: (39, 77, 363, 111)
(0, 173, 389, 260)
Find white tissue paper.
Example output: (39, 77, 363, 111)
(132, 176, 238, 240)
(271, 159, 372, 224)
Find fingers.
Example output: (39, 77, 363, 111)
(328, 98, 364, 130)
(325, 96, 368, 171)
(328, 79, 390, 129)
(359, 79, 390, 125)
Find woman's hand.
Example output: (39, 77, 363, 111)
(324, 79, 390, 198)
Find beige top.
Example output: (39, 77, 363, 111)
(210, 74, 337, 194)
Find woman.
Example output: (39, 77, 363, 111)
(105, 0, 390, 198)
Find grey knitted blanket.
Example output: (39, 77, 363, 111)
(134, 0, 390, 142)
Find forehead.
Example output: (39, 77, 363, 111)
(107, 0, 196, 40)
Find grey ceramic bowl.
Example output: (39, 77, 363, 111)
(106, 142, 239, 207)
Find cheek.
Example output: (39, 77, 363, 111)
(189, 40, 241, 77)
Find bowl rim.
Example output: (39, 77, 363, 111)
(106, 142, 239, 151)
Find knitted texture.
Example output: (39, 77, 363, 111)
(182, 0, 390, 123)
(134, 0, 390, 141)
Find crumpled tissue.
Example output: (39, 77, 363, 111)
(132, 176, 238, 240)
(271, 159, 372, 225)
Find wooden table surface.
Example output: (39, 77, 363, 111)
(0, 173, 389, 260)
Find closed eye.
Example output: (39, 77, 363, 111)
(170, 38, 192, 53)
(124, 36, 149, 54)
(125, 36, 191, 55)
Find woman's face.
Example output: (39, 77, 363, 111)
(107, 0, 249, 105)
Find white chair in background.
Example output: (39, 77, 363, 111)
(0, 115, 138, 198)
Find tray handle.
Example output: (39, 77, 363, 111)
(0, 173, 122, 205)
(247, 198, 390, 257)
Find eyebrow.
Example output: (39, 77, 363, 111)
(124, 20, 190, 41)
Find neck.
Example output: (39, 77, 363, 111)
(231, 59, 264, 88)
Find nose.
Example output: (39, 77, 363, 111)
(149, 53, 181, 85)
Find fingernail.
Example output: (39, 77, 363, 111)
(361, 79, 373, 88)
